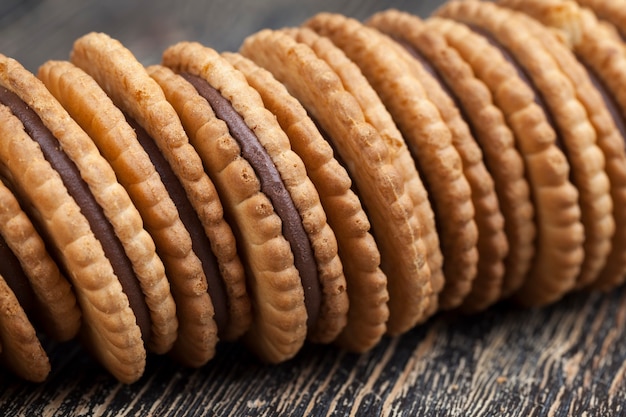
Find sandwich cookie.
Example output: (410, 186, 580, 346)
(369, 10, 529, 312)
(280, 26, 442, 321)
(69, 33, 251, 356)
(221, 50, 385, 351)
(305, 13, 478, 310)
(421, 16, 578, 299)
(499, 0, 626, 291)
(0, 54, 174, 383)
(152, 42, 345, 360)
(438, 2, 608, 288)
(437, 1, 596, 305)
(38, 59, 224, 367)
(240, 29, 433, 336)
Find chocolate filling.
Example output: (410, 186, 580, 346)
(0, 222, 36, 313)
(181, 73, 321, 328)
(0, 87, 151, 341)
(125, 116, 229, 334)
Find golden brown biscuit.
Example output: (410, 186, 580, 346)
(421, 16, 537, 300)
(499, 0, 626, 291)
(70, 33, 251, 349)
(0, 59, 178, 355)
(305, 13, 478, 310)
(369, 10, 523, 312)
(223, 49, 388, 352)
(155, 42, 346, 357)
(240, 29, 433, 335)
(0, 272, 50, 382)
(0, 58, 147, 383)
(486, 1, 614, 290)
(282, 26, 442, 319)
(437, 1, 589, 305)
(149, 63, 306, 363)
(37, 59, 224, 366)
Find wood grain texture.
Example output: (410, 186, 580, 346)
(1, 288, 625, 415)
(1, 0, 626, 415)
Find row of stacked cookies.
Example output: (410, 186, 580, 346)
(1, 0, 625, 383)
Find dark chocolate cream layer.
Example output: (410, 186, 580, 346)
(0, 87, 151, 341)
(181, 72, 321, 328)
(0, 221, 36, 313)
(126, 116, 229, 334)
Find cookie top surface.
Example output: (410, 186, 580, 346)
(240, 28, 433, 335)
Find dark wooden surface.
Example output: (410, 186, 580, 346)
(1, 1, 626, 415)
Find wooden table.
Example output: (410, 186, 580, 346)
(1, 0, 625, 415)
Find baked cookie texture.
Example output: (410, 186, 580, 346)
(1, 0, 626, 383)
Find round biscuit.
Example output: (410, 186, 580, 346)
(1, 51, 178, 357)
(305, 13, 479, 310)
(426, 17, 562, 298)
(282, 26, 442, 320)
(223, 50, 387, 352)
(37, 59, 219, 366)
(437, 1, 589, 305)
(148, 62, 308, 362)
(159, 42, 347, 349)
(34, 59, 177, 355)
(0, 90, 145, 384)
(240, 29, 433, 335)
(488, 3, 615, 289)
(500, 0, 626, 291)
(422, 16, 538, 300)
(220, 51, 347, 345)
(369, 10, 519, 312)
(69, 32, 250, 343)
